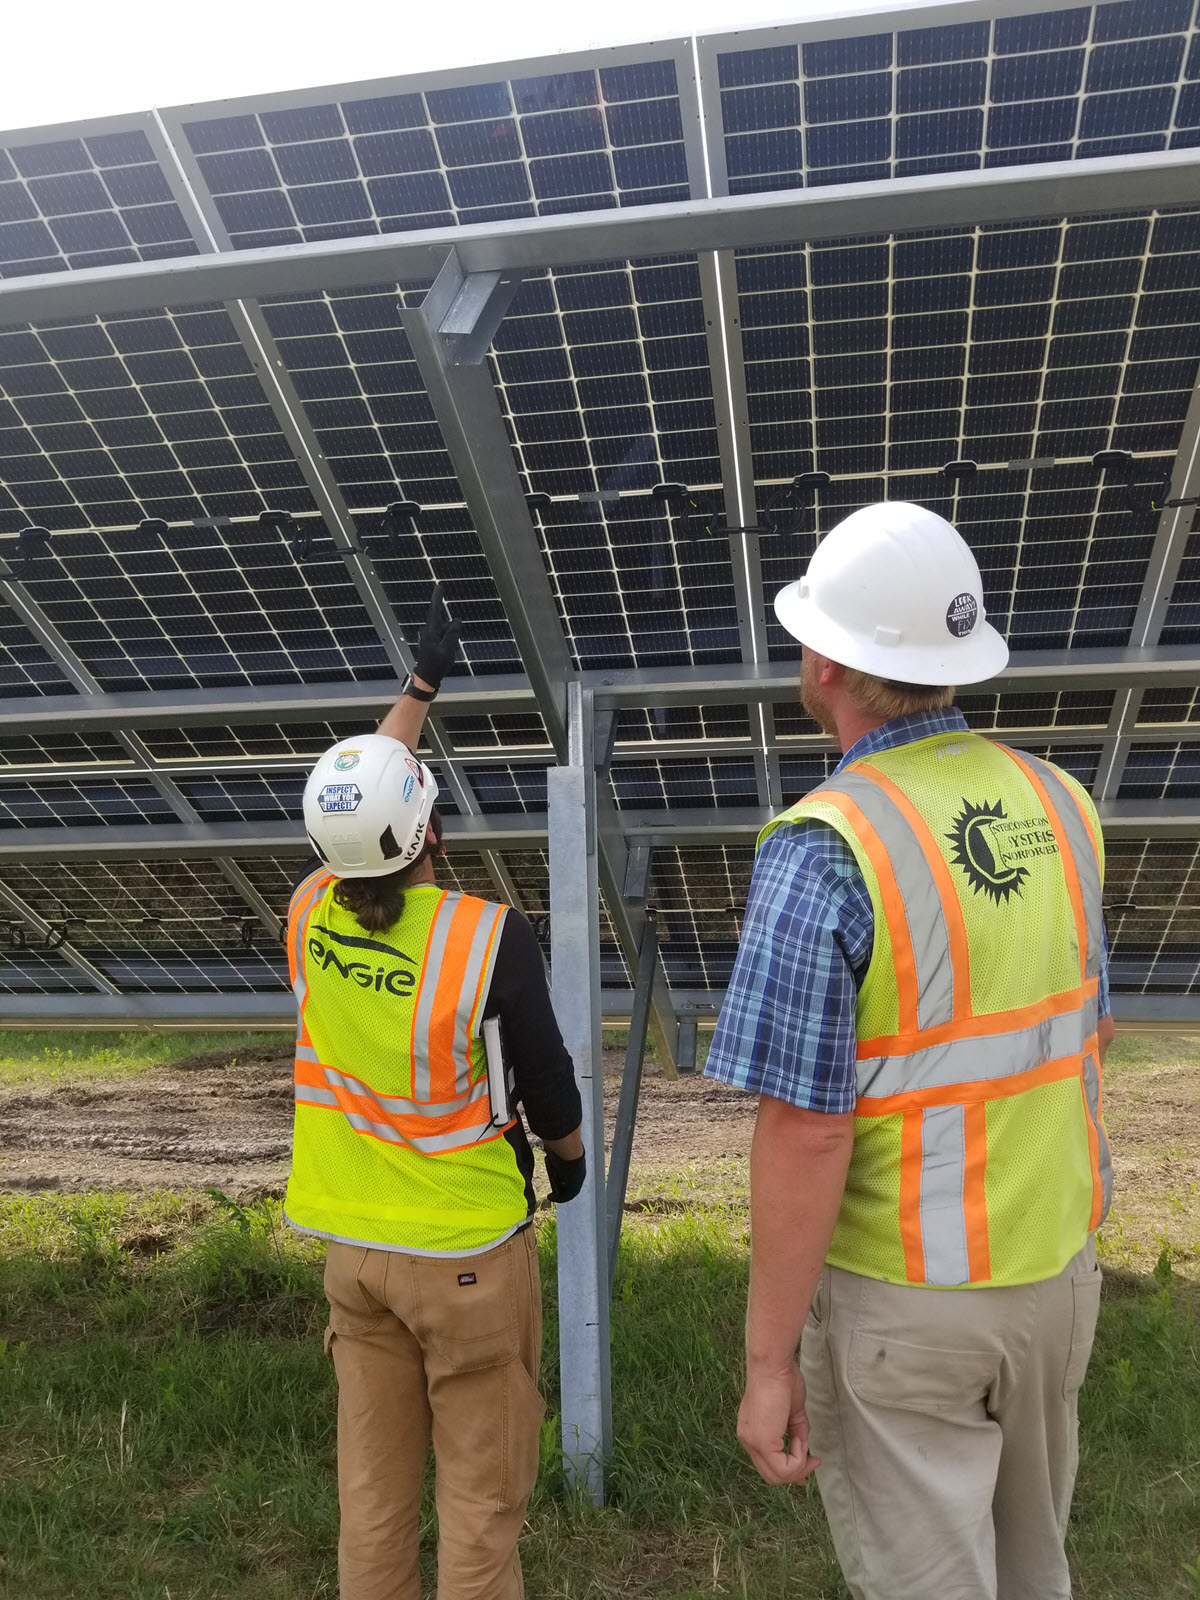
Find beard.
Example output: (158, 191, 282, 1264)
(800, 654, 838, 736)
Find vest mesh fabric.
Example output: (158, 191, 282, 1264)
(765, 730, 1108, 1289)
(285, 881, 529, 1255)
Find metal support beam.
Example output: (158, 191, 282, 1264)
(403, 250, 572, 746)
(141, 117, 523, 913)
(623, 845, 653, 905)
(548, 682, 611, 1505)
(606, 913, 658, 1287)
(2, 986, 1195, 1032)
(3, 797, 1199, 863)
(1094, 376, 1200, 807)
(675, 1017, 699, 1076)
(1, 649, 1197, 735)
(4, 150, 1199, 326)
(403, 253, 678, 1073)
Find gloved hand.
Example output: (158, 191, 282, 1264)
(545, 1147, 587, 1204)
(413, 581, 461, 690)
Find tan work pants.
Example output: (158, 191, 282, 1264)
(324, 1226, 545, 1600)
(800, 1239, 1101, 1600)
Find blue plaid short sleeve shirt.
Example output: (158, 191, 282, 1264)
(704, 708, 1110, 1113)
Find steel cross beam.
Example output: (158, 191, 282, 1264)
(1, 647, 1199, 734)
(1093, 375, 1200, 808)
(1, 799, 1196, 864)
(0, 563, 281, 939)
(3, 150, 1199, 326)
(675, 52, 782, 812)
(143, 114, 524, 914)
(401, 250, 680, 1074)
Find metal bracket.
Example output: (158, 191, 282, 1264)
(606, 912, 658, 1286)
(593, 707, 618, 775)
(623, 844, 653, 905)
(676, 1016, 698, 1076)
(439, 269, 524, 366)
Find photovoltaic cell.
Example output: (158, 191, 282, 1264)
(1, 856, 291, 991)
(1118, 740, 1200, 797)
(0, 726, 128, 767)
(714, 2, 1200, 196)
(646, 844, 755, 987)
(739, 208, 1200, 654)
(0, 128, 197, 278)
(0, 775, 175, 827)
(1105, 837, 1200, 992)
(180, 60, 693, 250)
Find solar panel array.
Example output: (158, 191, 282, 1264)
(1, 1, 1200, 1012)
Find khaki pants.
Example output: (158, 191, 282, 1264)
(324, 1227, 545, 1600)
(800, 1239, 1101, 1600)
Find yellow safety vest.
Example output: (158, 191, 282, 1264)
(764, 731, 1110, 1288)
(283, 869, 530, 1255)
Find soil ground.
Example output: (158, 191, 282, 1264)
(0, 1036, 1196, 1275)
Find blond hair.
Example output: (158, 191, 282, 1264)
(841, 669, 955, 721)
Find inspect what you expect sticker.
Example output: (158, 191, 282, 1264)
(319, 783, 363, 813)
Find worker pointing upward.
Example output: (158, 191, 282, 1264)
(285, 587, 585, 1600)
(706, 503, 1112, 1600)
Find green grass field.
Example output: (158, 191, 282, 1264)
(0, 1033, 1198, 1597)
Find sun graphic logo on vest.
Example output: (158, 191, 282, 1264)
(946, 799, 1060, 904)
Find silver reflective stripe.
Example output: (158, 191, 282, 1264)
(856, 994, 1097, 1098)
(1013, 752, 1103, 981)
(321, 1064, 488, 1119)
(919, 1105, 971, 1287)
(452, 903, 509, 1095)
(295, 1044, 320, 1065)
(343, 1109, 493, 1155)
(411, 891, 461, 1101)
(289, 872, 329, 1009)
(295, 1083, 338, 1108)
(832, 771, 956, 1030)
(1081, 1051, 1113, 1222)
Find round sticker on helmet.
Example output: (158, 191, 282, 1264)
(333, 749, 361, 771)
(403, 774, 415, 802)
(946, 592, 978, 638)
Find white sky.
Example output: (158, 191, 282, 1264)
(4, 0, 931, 132)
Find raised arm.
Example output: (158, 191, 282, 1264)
(377, 582, 462, 748)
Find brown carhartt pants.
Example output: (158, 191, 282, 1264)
(324, 1226, 545, 1600)
(800, 1238, 1101, 1600)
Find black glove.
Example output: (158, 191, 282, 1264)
(413, 582, 461, 690)
(545, 1147, 587, 1204)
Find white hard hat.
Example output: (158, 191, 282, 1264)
(773, 501, 1008, 685)
(302, 734, 438, 879)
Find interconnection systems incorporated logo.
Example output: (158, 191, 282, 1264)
(946, 798, 1059, 905)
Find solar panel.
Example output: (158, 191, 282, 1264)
(175, 56, 696, 250)
(0, 127, 196, 278)
(705, 1, 1200, 197)
(1, 6, 1199, 1020)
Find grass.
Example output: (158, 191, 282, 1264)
(0, 1190, 1197, 1599)
(0, 1031, 284, 1089)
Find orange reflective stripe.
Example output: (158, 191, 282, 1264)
(427, 895, 489, 1100)
(820, 788, 919, 1035)
(899, 1110, 926, 1284)
(962, 1101, 991, 1281)
(855, 1049, 1085, 1117)
(857, 976, 1097, 1058)
(287, 871, 332, 987)
(853, 763, 973, 1022)
(998, 746, 1087, 983)
(1080, 1040, 1105, 1230)
(295, 1057, 494, 1144)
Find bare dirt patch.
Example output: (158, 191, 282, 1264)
(1, 1041, 1195, 1279)
(0, 1044, 759, 1198)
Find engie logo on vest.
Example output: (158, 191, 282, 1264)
(946, 798, 1059, 904)
(307, 923, 417, 994)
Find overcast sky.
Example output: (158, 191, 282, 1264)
(4, 0, 931, 131)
